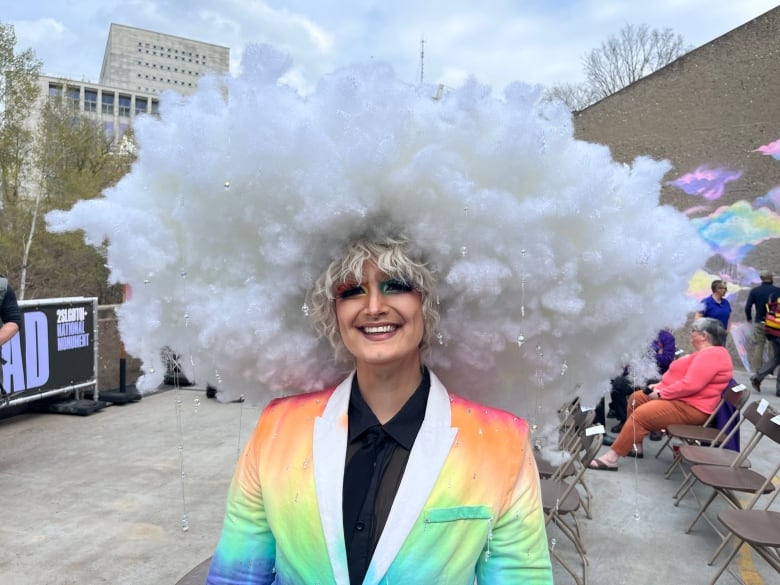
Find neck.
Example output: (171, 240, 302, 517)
(354, 358, 423, 424)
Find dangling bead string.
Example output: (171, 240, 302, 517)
(533, 343, 546, 451)
(175, 267, 194, 532)
(629, 356, 641, 520)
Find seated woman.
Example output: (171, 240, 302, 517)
(590, 317, 733, 471)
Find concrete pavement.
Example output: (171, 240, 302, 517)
(1, 368, 778, 584)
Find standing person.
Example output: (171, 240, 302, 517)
(589, 318, 732, 471)
(750, 291, 780, 397)
(744, 270, 780, 375)
(0, 275, 23, 403)
(696, 279, 731, 332)
(206, 239, 553, 585)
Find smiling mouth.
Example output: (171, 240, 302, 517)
(362, 325, 398, 334)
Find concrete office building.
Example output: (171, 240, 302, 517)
(30, 24, 230, 143)
(34, 74, 160, 148)
(100, 23, 230, 96)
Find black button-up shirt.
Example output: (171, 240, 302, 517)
(342, 368, 430, 585)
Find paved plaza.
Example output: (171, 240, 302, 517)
(1, 368, 778, 584)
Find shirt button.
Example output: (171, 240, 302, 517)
(355, 522, 365, 532)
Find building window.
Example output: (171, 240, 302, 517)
(84, 89, 98, 112)
(135, 97, 148, 114)
(118, 95, 131, 117)
(66, 87, 80, 110)
(151, 100, 159, 115)
(48, 83, 63, 98)
(102, 92, 114, 115)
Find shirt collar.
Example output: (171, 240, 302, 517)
(347, 367, 430, 450)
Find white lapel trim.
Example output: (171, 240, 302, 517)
(365, 371, 457, 585)
(313, 372, 353, 585)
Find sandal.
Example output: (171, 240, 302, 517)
(626, 448, 644, 459)
(589, 456, 618, 471)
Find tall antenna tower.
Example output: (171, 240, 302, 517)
(419, 36, 425, 85)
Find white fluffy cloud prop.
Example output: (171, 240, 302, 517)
(47, 45, 708, 437)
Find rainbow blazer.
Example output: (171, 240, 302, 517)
(206, 370, 552, 585)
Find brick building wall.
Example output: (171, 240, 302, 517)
(573, 7, 780, 359)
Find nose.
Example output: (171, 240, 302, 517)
(365, 285, 386, 316)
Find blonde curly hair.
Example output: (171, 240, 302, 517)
(306, 238, 440, 363)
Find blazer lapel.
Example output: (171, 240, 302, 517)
(365, 372, 457, 585)
(313, 373, 353, 585)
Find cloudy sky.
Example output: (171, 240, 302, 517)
(5, 0, 778, 92)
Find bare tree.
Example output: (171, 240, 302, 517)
(584, 24, 689, 100)
(542, 82, 598, 112)
(546, 24, 690, 112)
(1, 94, 133, 301)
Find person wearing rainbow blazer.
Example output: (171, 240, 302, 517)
(206, 239, 552, 585)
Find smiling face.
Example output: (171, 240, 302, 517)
(334, 262, 425, 371)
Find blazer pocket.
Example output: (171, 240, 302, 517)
(425, 505, 493, 523)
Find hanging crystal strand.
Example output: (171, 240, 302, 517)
(174, 242, 194, 532)
(175, 387, 190, 531)
(484, 515, 494, 561)
(519, 249, 527, 319)
(236, 394, 246, 459)
(532, 342, 546, 450)
(629, 356, 641, 520)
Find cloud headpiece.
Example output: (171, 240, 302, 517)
(47, 45, 708, 427)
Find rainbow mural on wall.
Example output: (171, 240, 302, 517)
(669, 140, 780, 368)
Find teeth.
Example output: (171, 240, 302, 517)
(363, 325, 396, 334)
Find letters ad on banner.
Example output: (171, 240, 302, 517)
(1, 297, 97, 405)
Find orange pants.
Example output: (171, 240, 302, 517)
(611, 390, 709, 457)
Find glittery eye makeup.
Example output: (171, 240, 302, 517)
(334, 278, 414, 299)
(380, 279, 414, 294)
(335, 283, 364, 299)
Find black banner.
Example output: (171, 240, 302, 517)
(1, 297, 97, 404)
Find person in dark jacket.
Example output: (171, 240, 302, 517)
(0, 276, 23, 402)
(744, 270, 780, 374)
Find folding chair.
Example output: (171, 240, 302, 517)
(536, 408, 598, 518)
(683, 404, 780, 538)
(541, 425, 603, 585)
(536, 404, 593, 475)
(671, 399, 764, 504)
(707, 462, 780, 584)
(655, 382, 748, 462)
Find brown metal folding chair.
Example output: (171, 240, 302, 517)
(683, 405, 780, 538)
(707, 463, 780, 584)
(536, 407, 599, 519)
(671, 399, 765, 505)
(655, 382, 748, 463)
(541, 424, 603, 585)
